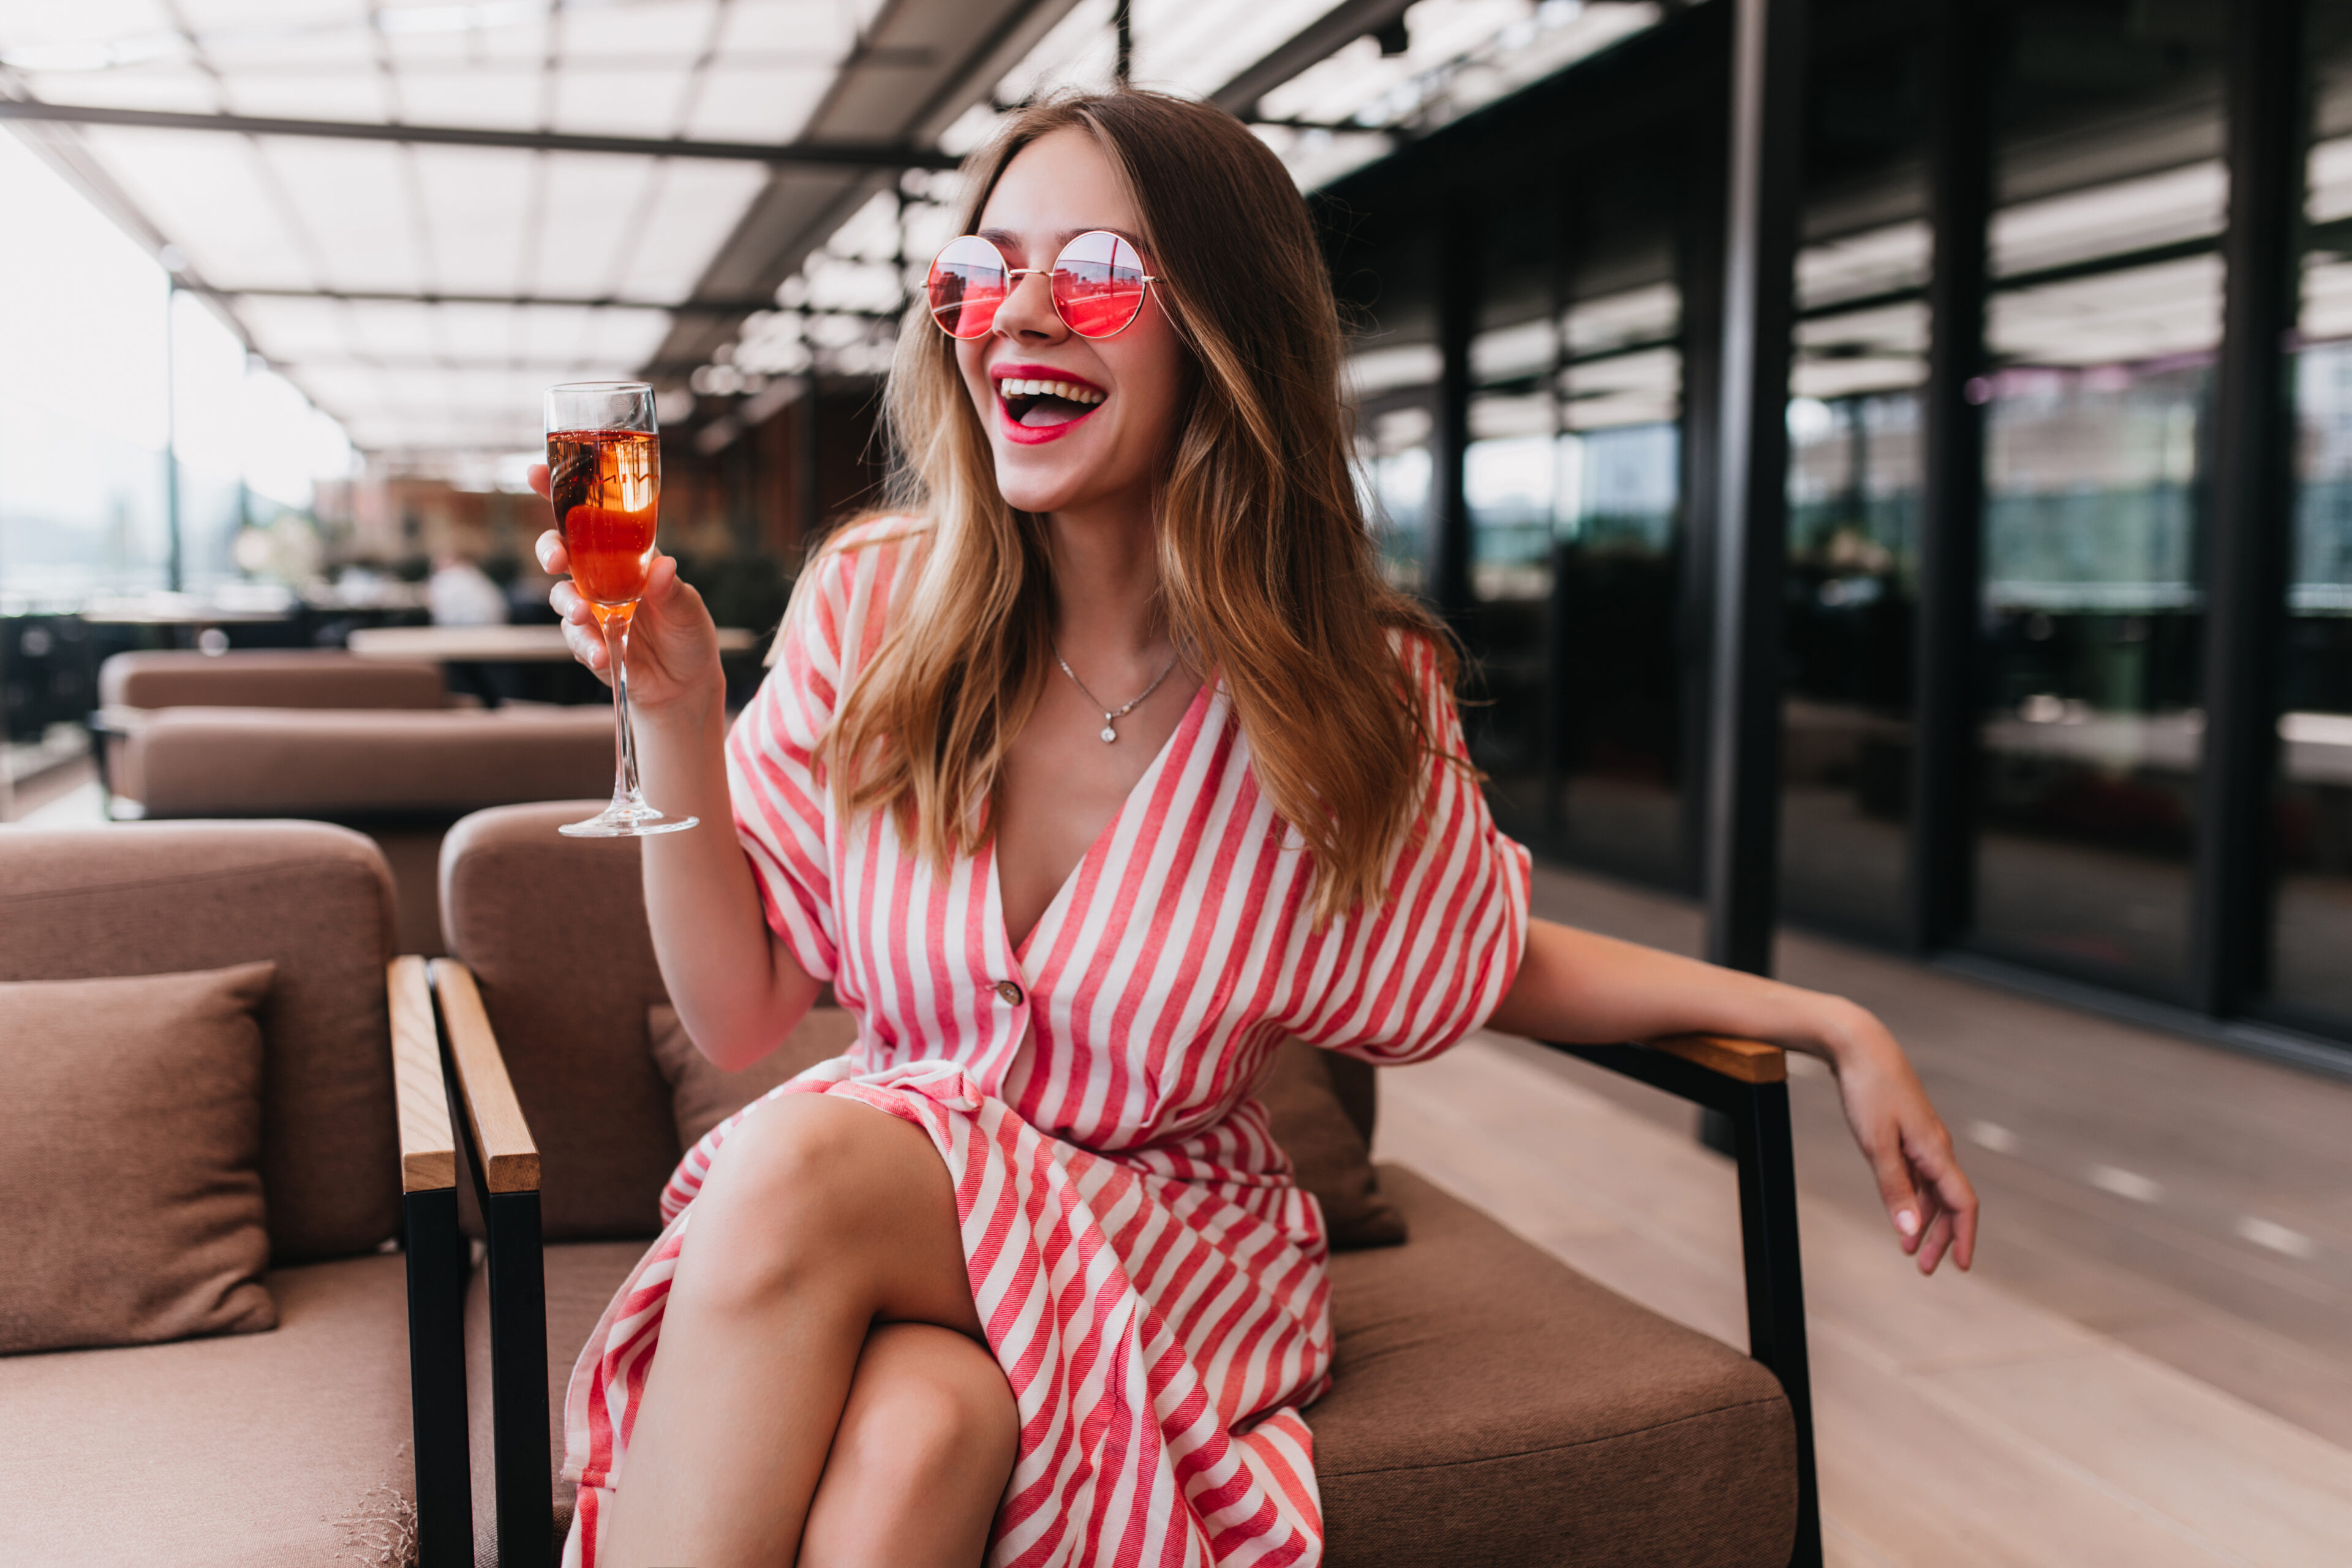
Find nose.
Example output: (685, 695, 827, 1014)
(991, 268, 1066, 344)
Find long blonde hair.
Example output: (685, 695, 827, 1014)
(819, 89, 1456, 924)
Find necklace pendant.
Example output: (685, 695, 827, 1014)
(1100, 725, 1118, 743)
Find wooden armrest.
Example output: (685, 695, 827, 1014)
(390, 956, 457, 1193)
(1645, 1033, 1786, 1084)
(428, 958, 543, 1194)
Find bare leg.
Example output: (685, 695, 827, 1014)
(799, 1324, 1018, 1568)
(598, 1094, 984, 1568)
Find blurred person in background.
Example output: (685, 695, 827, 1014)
(532, 90, 1978, 1568)
(426, 549, 507, 627)
(428, 549, 510, 705)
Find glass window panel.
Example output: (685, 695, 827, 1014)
(1353, 400, 1431, 595)
(1777, 0, 1931, 944)
(1966, 0, 2225, 993)
(2267, 0, 2352, 1026)
(1548, 272, 1687, 887)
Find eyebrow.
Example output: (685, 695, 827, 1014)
(977, 225, 1148, 258)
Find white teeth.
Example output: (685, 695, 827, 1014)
(995, 377, 1104, 405)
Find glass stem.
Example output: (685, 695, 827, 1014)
(604, 606, 646, 811)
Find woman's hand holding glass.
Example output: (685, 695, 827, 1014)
(530, 463, 725, 714)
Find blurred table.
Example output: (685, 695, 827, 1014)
(347, 625, 757, 662)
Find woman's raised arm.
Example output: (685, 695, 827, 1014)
(1486, 916, 1979, 1276)
(532, 466, 823, 1069)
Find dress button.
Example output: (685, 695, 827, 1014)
(993, 979, 1024, 1006)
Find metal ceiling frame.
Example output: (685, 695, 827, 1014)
(1208, 0, 1417, 116)
(0, 99, 962, 170)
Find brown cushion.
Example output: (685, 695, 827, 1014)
(441, 803, 681, 1240)
(0, 823, 400, 1262)
(0, 1253, 418, 1567)
(1259, 1041, 1406, 1249)
(1311, 1166, 1797, 1568)
(132, 706, 614, 818)
(99, 648, 448, 710)
(647, 1003, 861, 1149)
(0, 964, 279, 1354)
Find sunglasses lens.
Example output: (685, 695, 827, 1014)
(928, 236, 1008, 339)
(1053, 232, 1148, 337)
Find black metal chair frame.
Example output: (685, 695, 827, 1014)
(388, 955, 475, 1567)
(432, 971, 1822, 1568)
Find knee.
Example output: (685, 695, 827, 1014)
(679, 1098, 889, 1308)
(838, 1328, 1018, 1492)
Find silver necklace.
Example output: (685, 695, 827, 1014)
(1053, 643, 1183, 742)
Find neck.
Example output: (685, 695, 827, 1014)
(1044, 486, 1167, 662)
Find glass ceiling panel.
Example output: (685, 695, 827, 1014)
(689, 62, 835, 142)
(410, 145, 539, 295)
(72, 129, 303, 287)
(622, 160, 774, 300)
(551, 64, 700, 137)
(2, 0, 1667, 464)
(268, 138, 428, 292)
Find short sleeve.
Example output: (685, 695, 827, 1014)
(724, 521, 920, 983)
(1284, 632, 1532, 1065)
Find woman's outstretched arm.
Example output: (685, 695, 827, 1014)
(533, 472, 822, 1070)
(1486, 916, 1979, 1276)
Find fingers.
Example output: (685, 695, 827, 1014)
(1915, 1204, 1956, 1275)
(528, 462, 551, 499)
(641, 552, 681, 602)
(535, 528, 570, 576)
(546, 579, 609, 676)
(1901, 1126, 1980, 1275)
(1867, 1129, 1924, 1251)
(1932, 1159, 1980, 1272)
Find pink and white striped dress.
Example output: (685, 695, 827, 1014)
(561, 519, 1531, 1567)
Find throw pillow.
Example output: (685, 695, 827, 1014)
(1259, 1039, 1408, 1250)
(0, 962, 278, 1354)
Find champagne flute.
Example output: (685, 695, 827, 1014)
(545, 381, 697, 838)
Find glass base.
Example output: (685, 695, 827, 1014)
(559, 804, 699, 839)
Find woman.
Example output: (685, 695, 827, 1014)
(537, 90, 1978, 1568)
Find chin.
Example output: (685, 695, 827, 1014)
(990, 450, 1092, 515)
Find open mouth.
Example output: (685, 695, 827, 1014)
(994, 373, 1107, 432)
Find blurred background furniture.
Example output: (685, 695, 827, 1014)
(432, 800, 1816, 1568)
(347, 624, 759, 663)
(91, 646, 617, 952)
(91, 648, 458, 805)
(0, 821, 470, 1567)
(120, 706, 614, 956)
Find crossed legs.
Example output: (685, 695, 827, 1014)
(598, 1094, 1019, 1568)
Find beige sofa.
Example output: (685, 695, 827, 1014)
(433, 801, 1815, 1567)
(96, 650, 615, 956)
(0, 821, 470, 1566)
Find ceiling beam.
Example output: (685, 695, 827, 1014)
(0, 99, 960, 170)
(188, 284, 785, 313)
(1209, 0, 1419, 118)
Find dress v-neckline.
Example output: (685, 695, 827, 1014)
(991, 676, 1216, 966)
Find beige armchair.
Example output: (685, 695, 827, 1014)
(432, 801, 1815, 1567)
(0, 821, 472, 1566)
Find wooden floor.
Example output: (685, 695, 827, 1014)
(1376, 861, 2352, 1566)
